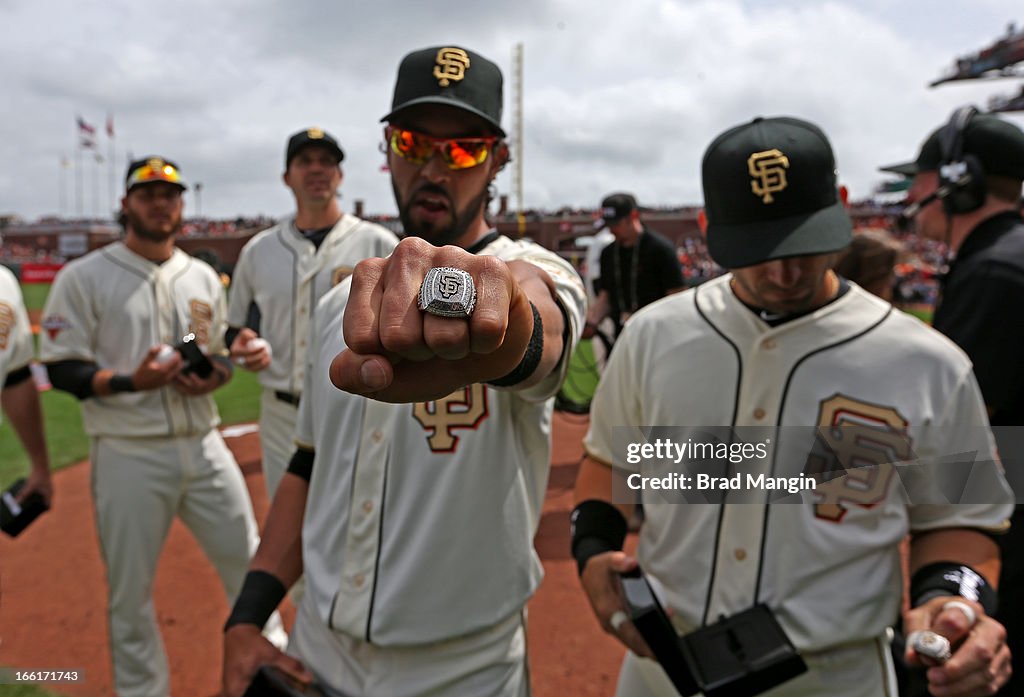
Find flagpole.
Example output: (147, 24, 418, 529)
(93, 154, 100, 218)
(76, 147, 83, 218)
(59, 156, 66, 217)
(107, 114, 115, 217)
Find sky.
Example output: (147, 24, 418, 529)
(1, 0, 1022, 222)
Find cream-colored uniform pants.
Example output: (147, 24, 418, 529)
(91, 430, 286, 697)
(258, 387, 299, 499)
(288, 596, 531, 697)
(616, 634, 898, 697)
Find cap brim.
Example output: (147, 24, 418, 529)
(128, 180, 188, 192)
(878, 160, 918, 176)
(381, 96, 506, 137)
(707, 201, 852, 269)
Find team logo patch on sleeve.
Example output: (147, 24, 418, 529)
(0, 303, 13, 349)
(41, 315, 72, 340)
(806, 394, 910, 522)
(189, 300, 213, 346)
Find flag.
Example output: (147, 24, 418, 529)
(77, 115, 96, 136)
(106, 114, 114, 138)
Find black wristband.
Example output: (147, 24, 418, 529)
(224, 570, 287, 631)
(286, 448, 315, 482)
(108, 374, 136, 393)
(910, 561, 998, 615)
(488, 301, 544, 388)
(571, 499, 628, 576)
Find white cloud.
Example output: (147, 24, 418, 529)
(0, 0, 1021, 220)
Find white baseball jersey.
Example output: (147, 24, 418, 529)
(585, 275, 1014, 653)
(40, 242, 228, 437)
(295, 235, 586, 647)
(227, 213, 398, 396)
(0, 265, 34, 427)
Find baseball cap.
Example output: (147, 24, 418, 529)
(880, 112, 1024, 179)
(124, 156, 188, 193)
(598, 193, 638, 227)
(702, 116, 852, 269)
(286, 127, 345, 168)
(381, 46, 506, 137)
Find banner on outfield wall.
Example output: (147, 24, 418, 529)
(20, 263, 64, 283)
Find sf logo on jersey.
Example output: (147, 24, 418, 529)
(0, 303, 13, 350)
(412, 384, 489, 452)
(806, 394, 911, 522)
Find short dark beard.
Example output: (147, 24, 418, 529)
(125, 209, 181, 243)
(393, 182, 489, 246)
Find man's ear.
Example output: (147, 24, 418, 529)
(492, 141, 511, 174)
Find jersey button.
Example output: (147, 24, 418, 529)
(362, 500, 374, 514)
(353, 573, 365, 588)
(762, 338, 777, 350)
(753, 408, 766, 420)
(734, 548, 747, 561)
(372, 430, 383, 443)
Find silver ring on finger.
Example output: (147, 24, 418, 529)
(418, 267, 477, 318)
(942, 600, 978, 627)
(610, 610, 629, 632)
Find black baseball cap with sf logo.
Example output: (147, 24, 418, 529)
(381, 45, 505, 137)
(702, 116, 852, 269)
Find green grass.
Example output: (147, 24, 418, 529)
(0, 366, 261, 486)
(19, 282, 51, 312)
(557, 339, 601, 409)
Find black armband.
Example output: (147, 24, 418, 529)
(286, 448, 315, 482)
(224, 570, 287, 631)
(3, 364, 32, 388)
(108, 374, 136, 393)
(46, 359, 100, 400)
(488, 301, 544, 388)
(571, 499, 628, 576)
(910, 561, 998, 615)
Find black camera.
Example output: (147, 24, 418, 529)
(1, 478, 49, 538)
(620, 569, 807, 697)
(243, 665, 326, 697)
(173, 332, 214, 378)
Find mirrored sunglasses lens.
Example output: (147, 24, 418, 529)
(391, 130, 431, 164)
(444, 140, 490, 170)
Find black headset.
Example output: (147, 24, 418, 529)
(936, 105, 987, 215)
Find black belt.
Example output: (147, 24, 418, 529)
(274, 391, 300, 407)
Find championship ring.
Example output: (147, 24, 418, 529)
(418, 267, 476, 318)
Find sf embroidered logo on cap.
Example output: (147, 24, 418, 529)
(307, 127, 325, 139)
(434, 47, 471, 86)
(748, 149, 790, 204)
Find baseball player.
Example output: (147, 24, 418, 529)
(226, 128, 398, 499)
(40, 157, 284, 697)
(573, 117, 1015, 696)
(221, 46, 586, 697)
(0, 261, 52, 507)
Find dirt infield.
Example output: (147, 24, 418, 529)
(0, 412, 625, 696)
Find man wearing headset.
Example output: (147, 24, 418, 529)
(887, 108, 1024, 696)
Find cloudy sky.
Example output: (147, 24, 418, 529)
(1, 0, 1022, 222)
